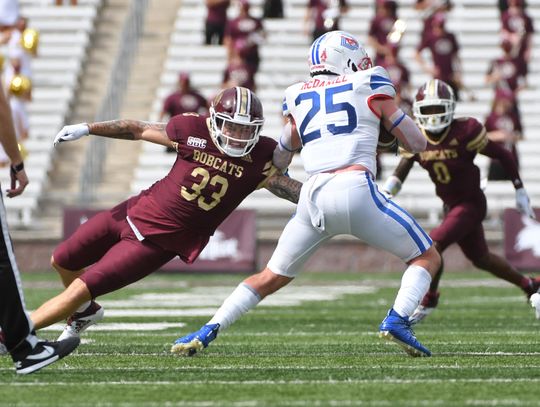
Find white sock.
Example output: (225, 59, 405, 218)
(208, 283, 261, 331)
(392, 265, 432, 318)
(76, 300, 91, 313)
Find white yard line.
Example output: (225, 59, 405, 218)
(3, 378, 540, 386)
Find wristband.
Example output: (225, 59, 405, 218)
(10, 162, 24, 174)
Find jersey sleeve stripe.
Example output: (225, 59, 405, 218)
(282, 99, 289, 116)
(370, 74, 394, 90)
(466, 127, 488, 152)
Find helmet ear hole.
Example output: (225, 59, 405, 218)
(348, 60, 358, 72)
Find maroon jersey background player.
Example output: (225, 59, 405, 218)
(28, 87, 302, 343)
(367, 0, 398, 66)
(383, 79, 538, 324)
(306, 0, 348, 41)
(415, 13, 461, 98)
(160, 73, 208, 120)
(224, 1, 264, 73)
(484, 91, 522, 181)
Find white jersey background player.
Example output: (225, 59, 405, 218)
(172, 31, 442, 358)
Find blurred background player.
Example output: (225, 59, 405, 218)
(263, 0, 284, 19)
(485, 88, 523, 181)
(26, 87, 302, 350)
(485, 39, 527, 94)
(173, 31, 441, 359)
(382, 79, 538, 324)
(0, 79, 79, 375)
(159, 72, 209, 153)
(305, 0, 349, 42)
(500, 0, 534, 79)
(204, 0, 230, 45)
(159, 72, 208, 122)
(224, 0, 265, 76)
(415, 11, 462, 99)
(367, 0, 399, 66)
(222, 40, 257, 92)
(414, 0, 453, 45)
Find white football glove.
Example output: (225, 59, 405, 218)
(53, 123, 90, 147)
(381, 175, 402, 198)
(516, 187, 536, 219)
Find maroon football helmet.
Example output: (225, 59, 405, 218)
(209, 86, 264, 157)
(413, 79, 455, 134)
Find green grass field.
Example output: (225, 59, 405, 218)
(1, 270, 539, 406)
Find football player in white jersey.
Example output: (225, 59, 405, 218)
(172, 31, 441, 358)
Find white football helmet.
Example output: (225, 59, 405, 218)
(209, 86, 264, 157)
(413, 79, 456, 134)
(308, 30, 372, 76)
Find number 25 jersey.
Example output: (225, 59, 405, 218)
(126, 114, 277, 255)
(282, 66, 395, 177)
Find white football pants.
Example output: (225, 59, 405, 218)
(268, 171, 432, 277)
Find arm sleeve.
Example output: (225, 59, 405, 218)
(393, 156, 415, 182)
(481, 140, 523, 189)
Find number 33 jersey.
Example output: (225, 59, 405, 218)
(283, 66, 395, 177)
(126, 114, 277, 254)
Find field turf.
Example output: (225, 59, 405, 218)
(1, 270, 539, 406)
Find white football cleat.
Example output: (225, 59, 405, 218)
(530, 293, 540, 319)
(58, 301, 104, 340)
(409, 305, 437, 325)
(410, 291, 440, 325)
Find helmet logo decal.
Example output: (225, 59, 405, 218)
(310, 32, 329, 65)
(370, 74, 394, 90)
(340, 35, 359, 50)
(320, 49, 327, 62)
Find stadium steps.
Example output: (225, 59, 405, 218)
(2, 0, 102, 236)
(29, 0, 129, 239)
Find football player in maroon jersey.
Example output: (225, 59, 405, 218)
(25, 87, 302, 344)
(382, 79, 538, 323)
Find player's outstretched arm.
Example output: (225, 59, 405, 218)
(481, 140, 535, 219)
(265, 174, 302, 204)
(54, 120, 171, 147)
(382, 157, 414, 197)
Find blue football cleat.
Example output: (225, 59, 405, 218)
(379, 308, 431, 357)
(171, 323, 220, 356)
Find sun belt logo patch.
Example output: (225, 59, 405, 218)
(341, 35, 359, 50)
(187, 136, 207, 149)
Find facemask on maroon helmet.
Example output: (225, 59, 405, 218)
(209, 87, 264, 157)
(413, 79, 455, 135)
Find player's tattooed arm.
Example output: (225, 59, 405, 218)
(88, 120, 166, 141)
(265, 174, 302, 204)
(88, 120, 173, 147)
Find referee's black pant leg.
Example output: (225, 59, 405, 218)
(0, 223, 36, 360)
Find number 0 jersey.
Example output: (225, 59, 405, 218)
(282, 66, 395, 176)
(403, 117, 488, 207)
(126, 114, 277, 255)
